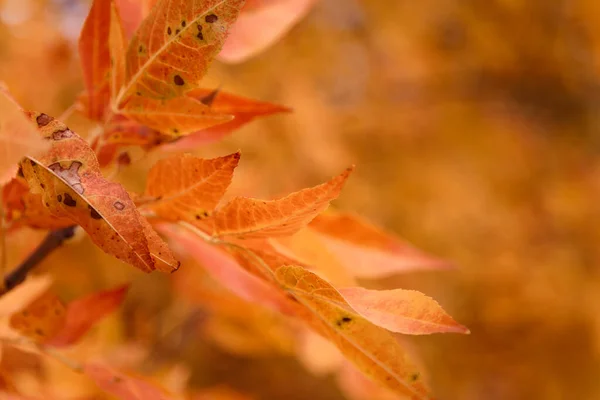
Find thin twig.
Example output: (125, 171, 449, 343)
(2, 226, 76, 294)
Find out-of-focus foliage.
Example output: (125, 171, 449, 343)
(1, 0, 599, 399)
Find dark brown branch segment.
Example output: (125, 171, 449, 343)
(2, 226, 76, 293)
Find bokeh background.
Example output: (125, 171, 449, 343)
(3, 0, 600, 399)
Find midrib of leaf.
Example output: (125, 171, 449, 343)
(288, 290, 426, 400)
(115, 0, 228, 107)
(26, 156, 152, 269)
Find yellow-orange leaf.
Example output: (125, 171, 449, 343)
(78, 0, 112, 120)
(0, 89, 49, 185)
(109, 0, 127, 103)
(118, 0, 245, 105)
(119, 95, 233, 136)
(310, 212, 451, 278)
(2, 178, 72, 230)
(219, 0, 318, 63)
(164, 89, 291, 150)
(212, 167, 353, 238)
(275, 265, 431, 400)
(338, 287, 469, 335)
(143, 152, 240, 222)
(48, 284, 129, 347)
(20, 112, 178, 273)
(9, 290, 67, 342)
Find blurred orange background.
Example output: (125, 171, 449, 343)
(3, 0, 600, 399)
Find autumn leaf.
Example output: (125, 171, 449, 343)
(275, 265, 431, 399)
(218, 0, 319, 63)
(0, 89, 49, 185)
(85, 363, 175, 400)
(338, 287, 469, 335)
(309, 212, 451, 278)
(164, 89, 291, 150)
(109, 0, 128, 102)
(114, 0, 245, 134)
(78, 0, 112, 120)
(48, 284, 129, 347)
(2, 178, 72, 230)
(118, 95, 233, 137)
(9, 290, 67, 342)
(212, 167, 353, 238)
(20, 112, 178, 273)
(143, 152, 240, 223)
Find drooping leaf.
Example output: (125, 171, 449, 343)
(8, 290, 66, 342)
(0, 89, 49, 185)
(218, 0, 319, 63)
(85, 363, 175, 400)
(143, 152, 240, 223)
(47, 284, 129, 347)
(109, 0, 128, 103)
(212, 167, 353, 238)
(338, 287, 470, 335)
(115, 0, 245, 134)
(274, 265, 431, 399)
(78, 0, 112, 121)
(309, 213, 451, 278)
(20, 112, 178, 273)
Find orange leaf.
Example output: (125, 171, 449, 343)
(274, 265, 432, 399)
(47, 284, 129, 347)
(119, 0, 245, 101)
(109, 0, 128, 103)
(218, 0, 319, 63)
(20, 112, 178, 273)
(9, 290, 67, 342)
(143, 152, 240, 222)
(164, 89, 291, 150)
(85, 363, 174, 400)
(212, 167, 353, 238)
(338, 287, 469, 335)
(2, 178, 72, 230)
(309, 212, 451, 278)
(78, 0, 112, 120)
(118, 95, 233, 137)
(0, 88, 49, 185)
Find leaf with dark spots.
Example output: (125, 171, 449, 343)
(9, 289, 67, 343)
(19, 111, 178, 273)
(114, 0, 245, 133)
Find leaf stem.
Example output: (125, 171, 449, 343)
(2, 226, 76, 294)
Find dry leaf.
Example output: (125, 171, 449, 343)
(20, 112, 178, 273)
(9, 290, 66, 343)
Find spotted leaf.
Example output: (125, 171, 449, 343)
(20, 112, 178, 273)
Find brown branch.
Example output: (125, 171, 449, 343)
(2, 226, 76, 293)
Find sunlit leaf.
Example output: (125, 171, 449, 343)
(9, 290, 66, 342)
(143, 152, 240, 223)
(212, 167, 353, 238)
(338, 287, 470, 335)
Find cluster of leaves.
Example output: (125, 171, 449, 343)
(0, 0, 469, 399)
